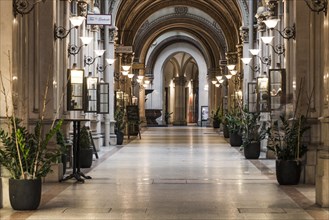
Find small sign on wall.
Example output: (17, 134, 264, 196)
(86, 14, 112, 25)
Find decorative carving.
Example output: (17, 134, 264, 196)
(265, 0, 278, 18)
(77, 0, 89, 17)
(239, 26, 249, 43)
(109, 0, 117, 13)
(255, 6, 268, 32)
(174, 76, 187, 86)
(109, 27, 118, 43)
(225, 52, 238, 65)
(175, 6, 188, 15)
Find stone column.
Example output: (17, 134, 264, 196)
(225, 51, 238, 109)
(173, 75, 187, 125)
(105, 2, 117, 145)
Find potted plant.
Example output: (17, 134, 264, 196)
(0, 118, 62, 210)
(211, 107, 222, 129)
(114, 108, 125, 145)
(78, 126, 93, 168)
(241, 107, 266, 159)
(225, 109, 243, 146)
(56, 130, 69, 175)
(267, 114, 310, 185)
(222, 111, 230, 138)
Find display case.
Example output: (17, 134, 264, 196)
(247, 82, 257, 112)
(97, 82, 109, 114)
(84, 76, 98, 112)
(67, 68, 84, 111)
(269, 69, 286, 111)
(257, 76, 270, 112)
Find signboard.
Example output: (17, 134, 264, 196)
(126, 105, 141, 139)
(116, 46, 133, 53)
(201, 106, 209, 127)
(86, 14, 112, 25)
(126, 105, 139, 122)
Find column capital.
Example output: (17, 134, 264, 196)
(225, 52, 238, 65)
(239, 26, 249, 43)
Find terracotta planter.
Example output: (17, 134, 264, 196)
(276, 160, 302, 185)
(244, 141, 261, 159)
(229, 132, 242, 147)
(9, 178, 42, 210)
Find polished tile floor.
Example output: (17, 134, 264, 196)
(0, 126, 328, 219)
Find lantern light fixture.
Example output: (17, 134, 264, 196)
(304, 0, 327, 15)
(68, 36, 93, 56)
(227, 64, 236, 71)
(263, 19, 295, 40)
(241, 57, 260, 73)
(84, 50, 106, 66)
(226, 74, 233, 80)
(122, 65, 131, 71)
(13, 0, 46, 17)
(216, 75, 223, 81)
(249, 49, 271, 66)
(54, 16, 85, 40)
(260, 36, 285, 56)
(97, 58, 115, 73)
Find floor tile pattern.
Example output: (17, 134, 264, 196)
(0, 126, 328, 219)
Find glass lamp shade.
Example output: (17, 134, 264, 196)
(230, 70, 238, 76)
(261, 36, 274, 44)
(215, 84, 220, 87)
(80, 36, 93, 45)
(69, 16, 85, 27)
(106, 58, 115, 65)
(227, 64, 236, 71)
(144, 80, 150, 84)
(138, 75, 144, 80)
(249, 49, 260, 56)
(212, 80, 217, 84)
(128, 73, 134, 79)
(264, 19, 280, 29)
(241, 57, 252, 64)
(122, 71, 129, 76)
(219, 79, 224, 84)
(226, 74, 232, 79)
(122, 65, 131, 71)
(94, 50, 106, 57)
(216, 76, 223, 81)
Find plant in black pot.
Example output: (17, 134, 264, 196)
(225, 109, 243, 147)
(56, 130, 69, 175)
(0, 118, 63, 210)
(241, 107, 266, 159)
(267, 114, 310, 185)
(211, 106, 222, 129)
(114, 108, 125, 145)
(79, 126, 93, 168)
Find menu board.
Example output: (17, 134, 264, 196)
(126, 105, 139, 122)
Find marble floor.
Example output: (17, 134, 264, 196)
(0, 126, 328, 219)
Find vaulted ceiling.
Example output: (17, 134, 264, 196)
(114, 0, 247, 72)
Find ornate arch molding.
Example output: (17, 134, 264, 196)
(133, 12, 228, 53)
(145, 36, 212, 80)
(237, 0, 249, 26)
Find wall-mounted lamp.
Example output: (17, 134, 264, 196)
(54, 16, 85, 40)
(84, 50, 106, 66)
(225, 74, 233, 80)
(241, 58, 260, 73)
(216, 75, 223, 81)
(249, 49, 271, 66)
(261, 36, 285, 56)
(13, 0, 46, 17)
(263, 19, 295, 40)
(226, 65, 236, 71)
(67, 36, 93, 56)
(304, 0, 327, 15)
(122, 65, 131, 71)
(96, 58, 115, 73)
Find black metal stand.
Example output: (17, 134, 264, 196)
(61, 119, 92, 183)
